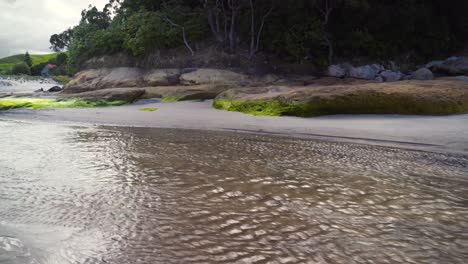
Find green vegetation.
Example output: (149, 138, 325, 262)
(213, 93, 468, 117)
(24, 52, 32, 67)
(213, 100, 288, 116)
(50, 0, 468, 75)
(52, 75, 71, 84)
(12, 62, 31, 75)
(0, 98, 127, 111)
(0, 53, 65, 75)
(162, 96, 179, 102)
(139, 107, 158, 112)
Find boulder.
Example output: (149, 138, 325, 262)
(97, 67, 144, 88)
(327, 64, 348, 78)
(425, 60, 444, 69)
(349, 65, 378, 80)
(431, 57, 468, 76)
(142, 84, 232, 100)
(64, 68, 112, 93)
(214, 79, 468, 116)
(370, 64, 385, 73)
(60, 88, 145, 102)
(411, 68, 433, 80)
(48, 86, 63, 92)
(375, 76, 384, 82)
(143, 69, 180, 86)
(179, 69, 249, 85)
(64, 68, 144, 93)
(380, 70, 403, 82)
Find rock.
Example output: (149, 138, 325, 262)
(179, 69, 249, 85)
(214, 79, 468, 116)
(0, 81, 12, 87)
(370, 64, 385, 73)
(64, 68, 112, 93)
(380, 70, 403, 82)
(64, 68, 144, 93)
(411, 68, 433, 80)
(48, 86, 63, 92)
(375, 76, 384, 82)
(349, 65, 378, 80)
(438, 76, 468, 82)
(143, 69, 180, 86)
(259, 74, 282, 84)
(142, 84, 232, 100)
(327, 64, 348, 78)
(97, 67, 144, 88)
(431, 57, 468, 75)
(60, 88, 145, 102)
(425, 60, 444, 69)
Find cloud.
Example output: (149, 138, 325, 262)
(0, 0, 108, 58)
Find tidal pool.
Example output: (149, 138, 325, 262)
(0, 119, 467, 263)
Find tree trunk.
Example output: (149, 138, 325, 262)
(163, 16, 195, 56)
(228, 4, 237, 52)
(249, 0, 255, 59)
(317, 0, 334, 65)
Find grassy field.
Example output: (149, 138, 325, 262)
(0, 53, 59, 74)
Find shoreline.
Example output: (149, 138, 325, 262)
(1, 100, 468, 155)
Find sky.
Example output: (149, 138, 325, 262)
(0, 0, 108, 58)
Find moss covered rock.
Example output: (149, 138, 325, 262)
(214, 80, 468, 117)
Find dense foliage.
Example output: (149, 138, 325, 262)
(51, 0, 468, 74)
(12, 62, 31, 75)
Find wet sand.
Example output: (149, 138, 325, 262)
(1, 99, 468, 154)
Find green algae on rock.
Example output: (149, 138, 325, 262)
(214, 80, 468, 117)
(162, 96, 179, 102)
(139, 107, 158, 112)
(0, 98, 127, 110)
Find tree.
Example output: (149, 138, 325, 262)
(12, 62, 31, 75)
(162, 15, 195, 56)
(315, 0, 336, 65)
(23, 51, 32, 67)
(248, 0, 274, 59)
(50, 28, 73, 52)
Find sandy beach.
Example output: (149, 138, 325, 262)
(1, 99, 467, 154)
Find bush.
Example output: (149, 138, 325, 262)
(31, 62, 47, 76)
(12, 62, 31, 75)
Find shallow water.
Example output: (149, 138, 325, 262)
(0, 77, 59, 93)
(0, 119, 467, 264)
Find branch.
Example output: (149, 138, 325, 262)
(162, 16, 195, 56)
(255, 4, 274, 53)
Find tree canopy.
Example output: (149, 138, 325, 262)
(51, 0, 468, 75)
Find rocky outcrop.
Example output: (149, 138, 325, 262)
(380, 70, 403, 82)
(143, 69, 180, 86)
(430, 57, 468, 76)
(63, 67, 252, 101)
(142, 85, 232, 100)
(60, 88, 145, 102)
(327, 64, 348, 78)
(64, 67, 145, 93)
(64, 67, 251, 93)
(214, 80, 468, 117)
(348, 65, 380, 80)
(179, 69, 250, 85)
(411, 68, 433, 80)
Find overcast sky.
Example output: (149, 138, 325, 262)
(0, 0, 108, 58)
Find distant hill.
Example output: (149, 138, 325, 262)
(0, 53, 59, 74)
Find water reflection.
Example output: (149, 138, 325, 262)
(0, 120, 467, 263)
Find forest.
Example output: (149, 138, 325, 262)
(49, 0, 468, 75)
